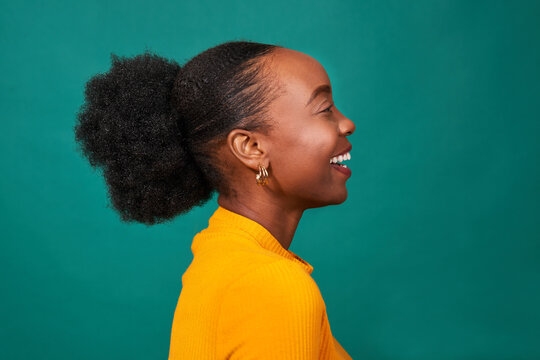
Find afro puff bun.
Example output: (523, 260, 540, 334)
(74, 41, 280, 225)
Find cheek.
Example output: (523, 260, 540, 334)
(271, 124, 335, 186)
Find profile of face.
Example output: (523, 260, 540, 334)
(225, 47, 356, 211)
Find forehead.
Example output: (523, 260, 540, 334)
(268, 48, 331, 98)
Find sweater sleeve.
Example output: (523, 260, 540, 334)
(216, 259, 325, 359)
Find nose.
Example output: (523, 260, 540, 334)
(339, 113, 355, 136)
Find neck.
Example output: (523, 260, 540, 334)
(217, 193, 304, 250)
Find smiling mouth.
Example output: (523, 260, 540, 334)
(329, 151, 352, 177)
(329, 151, 351, 167)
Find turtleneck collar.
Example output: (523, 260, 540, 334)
(204, 205, 314, 275)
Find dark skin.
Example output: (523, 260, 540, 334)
(217, 47, 356, 251)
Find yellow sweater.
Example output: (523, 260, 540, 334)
(168, 205, 353, 359)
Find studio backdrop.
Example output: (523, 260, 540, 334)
(1, 0, 539, 359)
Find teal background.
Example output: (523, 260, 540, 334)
(1, 0, 539, 359)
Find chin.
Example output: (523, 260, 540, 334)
(335, 192, 348, 204)
(325, 190, 349, 206)
(303, 188, 348, 209)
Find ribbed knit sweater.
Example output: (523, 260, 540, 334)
(168, 205, 353, 359)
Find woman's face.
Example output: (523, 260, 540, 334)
(264, 47, 356, 209)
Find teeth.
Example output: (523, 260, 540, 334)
(329, 151, 351, 164)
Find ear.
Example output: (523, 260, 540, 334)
(226, 129, 268, 171)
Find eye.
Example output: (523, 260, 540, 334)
(321, 104, 334, 113)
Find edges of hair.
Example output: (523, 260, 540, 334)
(74, 51, 214, 225)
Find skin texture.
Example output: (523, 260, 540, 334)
(217, 47, 356, 250)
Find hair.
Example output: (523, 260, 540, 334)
(74, 41, 283, 225)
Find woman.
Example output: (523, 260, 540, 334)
(74, 40, 355, 359)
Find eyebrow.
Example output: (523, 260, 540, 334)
(305, 84, 332, 107)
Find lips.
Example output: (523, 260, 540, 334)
(329, 143, 352, 178)
(331, 162, 352, 177)
(331, 144, 352, 158)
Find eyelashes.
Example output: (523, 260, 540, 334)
(321, 104, 334, 113)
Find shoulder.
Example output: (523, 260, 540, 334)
(216, 259, 327, 357)
(222, 259, 324, 310)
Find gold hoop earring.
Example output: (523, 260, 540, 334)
(256, 164, 269, 186)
